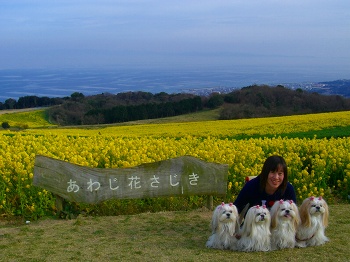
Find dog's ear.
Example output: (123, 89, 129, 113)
(240, 207, 254, 236)
(211, 207, 219, 233)
(291, 202, 301, 229)
(228, 205, 238, 236)
(263, 206, 271, 223)
(321, 198, 329, 227)
(299, 198, 311, 227)
(232, 204, 239, 217)
(231, 205, 240, 233)
(270, 212, 278, 229)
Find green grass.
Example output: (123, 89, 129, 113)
(2, 108, 350, 140)
(0, 109, 54, 128)
(229, 125, 350, 140)
(3, 108, 350, 140)
(125, 108, 222, 124)
(0, 107, 220, 129)
(137, 108, 350, 140)
(0, 205, 348, 261)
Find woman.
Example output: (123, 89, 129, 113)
(234, 155, 297, 215)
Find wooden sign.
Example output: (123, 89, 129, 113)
(33, 155, 228, 204)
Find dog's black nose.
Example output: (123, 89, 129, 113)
(285, 210, 290, 213)
(226, 213, 230, 218)
(316, 206, 320, 210)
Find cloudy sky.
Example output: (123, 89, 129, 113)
(1, 0, 349, 76)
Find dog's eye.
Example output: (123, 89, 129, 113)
(311, 204, 316, 207)
(229, 210, 232, 213)
(281, 208, 285, 211)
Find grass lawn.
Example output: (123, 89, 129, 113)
(0, 204, 349, 262)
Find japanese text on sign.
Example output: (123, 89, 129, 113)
(67, 173, 199, 193)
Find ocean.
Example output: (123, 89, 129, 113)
(0, 67, 342, 102)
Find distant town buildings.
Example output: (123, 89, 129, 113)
(182, 80, 350, 98)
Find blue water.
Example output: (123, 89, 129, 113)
(0, 67, 343, 102)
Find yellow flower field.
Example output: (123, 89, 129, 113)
(3, 110, 350, 137)
(0, 110, 349, 218)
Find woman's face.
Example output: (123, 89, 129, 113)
(265, 165, 284, 195)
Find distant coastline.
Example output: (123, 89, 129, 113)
(1, 68, 349, 102)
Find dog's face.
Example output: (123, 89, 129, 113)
(307, 197, 327, 216)
(271, 200, 300, 229)
(215, 202, 238, 224)
(273, 200, 299, 220)
(210, 202, 239, 237)
(299, 196, 329, 227)
(255, 205, 269, 223)
(247, 205, 271, 224)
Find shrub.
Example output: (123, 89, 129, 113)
(1, 122, 10, 129)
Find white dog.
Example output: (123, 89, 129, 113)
(270, 200, 300, 250)
(237, 205, 271, 252)
(296, 196, 329, 247)
(206, 202, 240, 250)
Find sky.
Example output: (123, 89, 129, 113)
(1, 0, 350, 76)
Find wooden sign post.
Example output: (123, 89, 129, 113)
(33, 155, 228, 210)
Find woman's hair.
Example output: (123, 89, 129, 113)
(259, 155, 288, 193)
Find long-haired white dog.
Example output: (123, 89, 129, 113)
(237, 205, 271, 252)
(206, 202, 240, 250)
(296, 196, 329, 247)
(270, 200, 300, 250)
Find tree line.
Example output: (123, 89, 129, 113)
(2, 85, 350, 126)
(47, 92, 207, 125)
(0, 96, 65, 110)
(219, 85, 350, 119)
(83, 96, 202, 124)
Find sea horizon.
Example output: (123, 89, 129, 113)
(0, 66, 348, 102)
